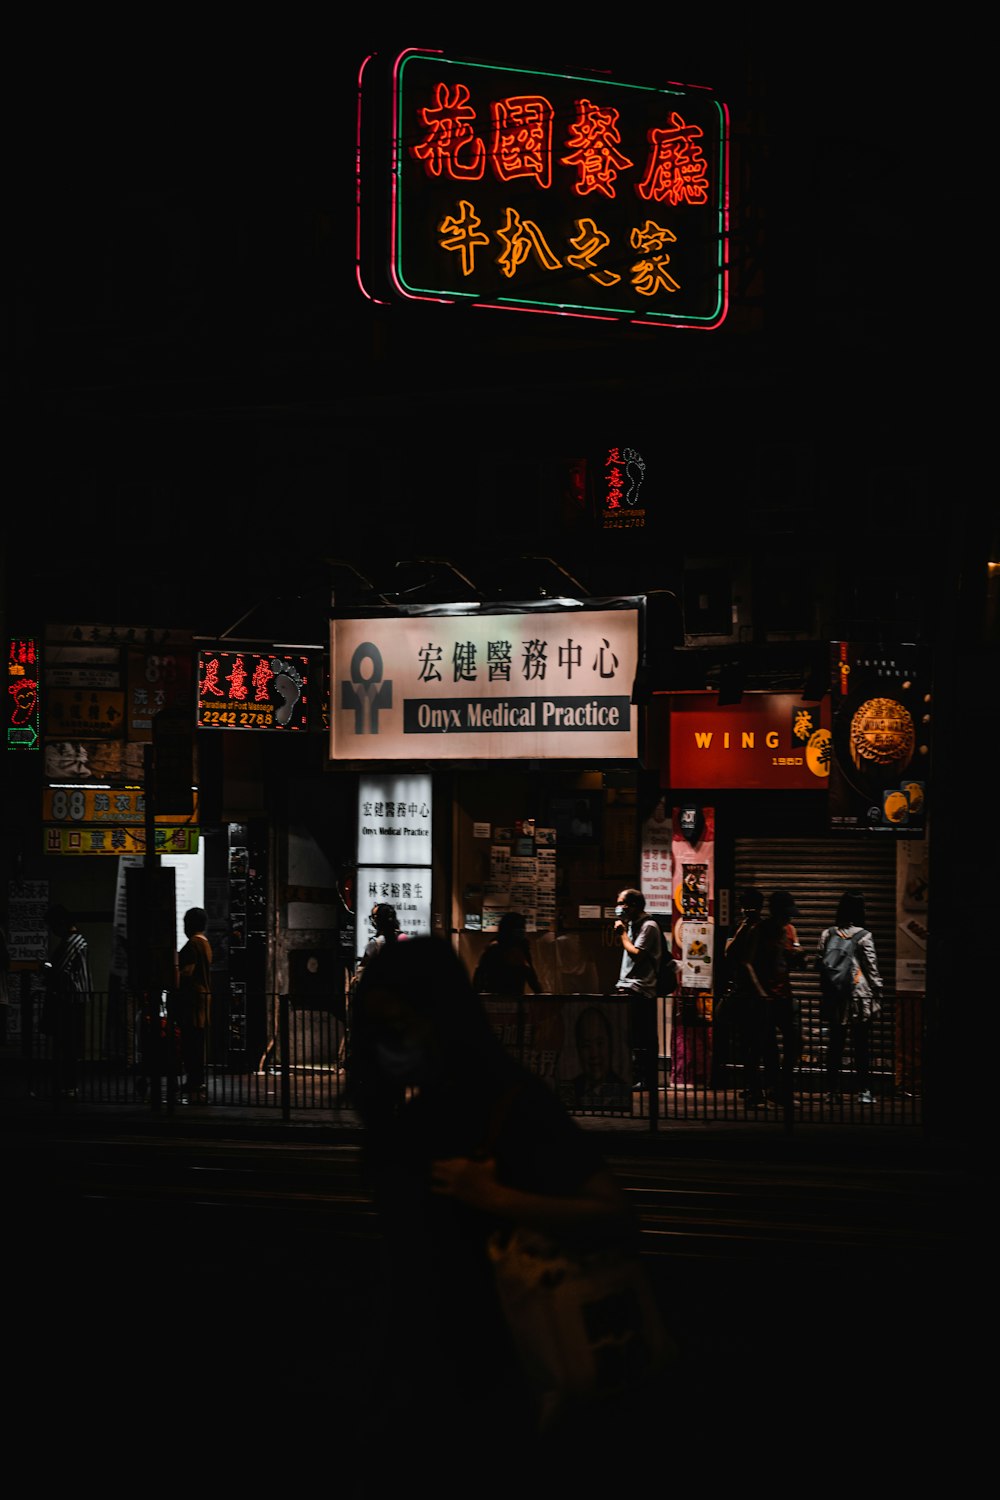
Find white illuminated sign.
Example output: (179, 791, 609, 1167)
(355, 866, 432, 961)
(330, 607, 639, 762)
(357, 774, 433, 867)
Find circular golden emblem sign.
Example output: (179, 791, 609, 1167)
(849, 697, 915, 772)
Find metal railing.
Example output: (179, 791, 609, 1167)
(8, 986, 924, 1127)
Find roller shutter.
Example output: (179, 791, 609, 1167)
(734, 837, 897, 1086)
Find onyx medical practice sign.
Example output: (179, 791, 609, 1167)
(330, 608, 639, 761)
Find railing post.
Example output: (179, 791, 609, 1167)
(279, 994, 291, 1121)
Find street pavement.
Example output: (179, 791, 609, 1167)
(3, 1063, 985, 1494)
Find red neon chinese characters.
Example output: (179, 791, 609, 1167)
(411, 82, 486, 180)
(636, 112, 710, 205)
(566, 219, 621, 286)
(496, 207, 562, 279)
(252, 658, 275, 702)
(489, 96, 554, 188)
(630, 220, 680, 295)
(200, 658, 224, 697)
(605, 448, 624, 509)
(561, 100, 633, 199)
(438, 200, 491, 276)
(226, 656, 249, 700)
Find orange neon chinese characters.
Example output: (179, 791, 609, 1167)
(200, 658, 224, 697)
(567, 219, 621, 286)
(561, 100, 633, 198)
(630, 220, 680, 295)
(438, 200, 491, 276)
(226, 656, 249, 700)
(496, 207, 562, 280)
(411, 82, 486, 180)
(489, 96, 554, 188)
(636, 112, 710, 206)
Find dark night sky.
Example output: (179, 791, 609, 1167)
(6, 21, 936, 637)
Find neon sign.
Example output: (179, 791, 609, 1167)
(358, 49, 728, 329)
(7, 637, 40, 751)
(601, 445, 648, 530)
(197, 651, 311, 731)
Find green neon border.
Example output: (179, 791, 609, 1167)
(393, 50, 727, 327)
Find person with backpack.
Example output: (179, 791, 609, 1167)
(816, 889, 883, 1104)
(753, 890, 807, 1108)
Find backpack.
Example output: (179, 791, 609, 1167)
(818, 928, 868, 1016)
(651, 918, 676, 996)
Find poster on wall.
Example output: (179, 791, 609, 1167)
(671, 804, 715, 991)
(828, 642, 930, 834)
(483, 995, 632, 1115)
(896, 836, 929, 993)
(641, 795, 672, 915)
(555, 998, 632, 1112)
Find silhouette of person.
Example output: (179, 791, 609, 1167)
(175, 907, 212, 1103)
(43, 905, 91, 1098)
(722, 888, 771, 1106)
(753, 890, 807, 1107)
(817, 889, 883, 1104)
(347, 936, 643, 1495)
(472, 911, 541, 998)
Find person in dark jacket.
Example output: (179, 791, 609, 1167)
(347, 936, 646, 1494)
(753, 890, 807, 1107)
(723, 888, 768, 1107)
(472, 911, 541, 998)
(175, 907, 213, 1103)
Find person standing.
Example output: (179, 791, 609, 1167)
(43, 905, 92, 1099)
(612, 888, 662, 1091)
(176, 907, 212, 1103)
(817, 889, 883, 1104)
(359, 903, 405, 971)
(346, 936, 650, 1493)
(722, 888, 769, 1106)
(754, 890, 807, 1106)
(472, 911, 541, 998)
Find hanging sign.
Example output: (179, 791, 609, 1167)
(196, 651, 312, 731)
(7, 637, 41, 751)
(359, 48, 729, 329)
(330, 606, 639, 762)
(669, 694, 832, 790)
(44, 826, 200, 856)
